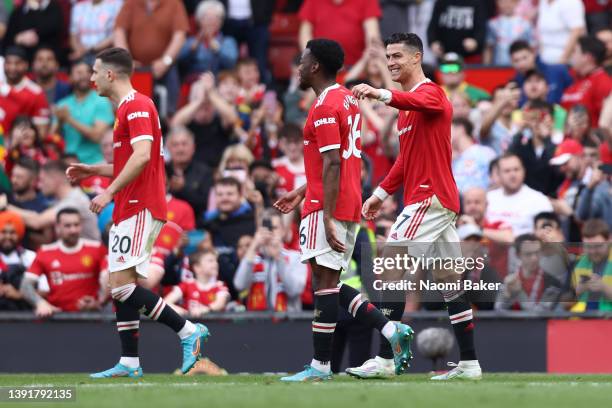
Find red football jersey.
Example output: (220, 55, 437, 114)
(2, 79, 50, 127)
(112, 91, 167, 224)
(302, 84, 362, 222)
(176, 279, 229, 310)
(560, 68, 612, 127)
(166, 195, 195, 231)
(273, 156, 306, 196)
(379, 80, 460, 214)
(25, 239, 107, 311)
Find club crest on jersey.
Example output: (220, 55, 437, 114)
(127, 111, 150, 121)
(81, 255, 93, 268)
(314, 117, 335, 127)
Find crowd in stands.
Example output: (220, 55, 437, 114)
(0, 0, 610, 317)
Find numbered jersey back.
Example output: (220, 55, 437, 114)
(302, 84, 362, 223)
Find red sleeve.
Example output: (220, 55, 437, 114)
(312, 105, 341, 153)
(389, 85, 446, 113)
(379, 149, 404, 195)
(591, 77, 612, 126)
(31, 93, 50, 125)
(298, 0, 315, 22)
(362, 0, 382, 19)
(26, 251, 46, 278)
(125, 100, 155, 145)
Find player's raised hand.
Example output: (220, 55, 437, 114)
(273, 189, 304, 214)
(323, 216, 346, 253)
(362, 195, 383, 220)
(352, 83, 381, 100)
(90, 190, 113, 214)
(66, 163, 96, 183)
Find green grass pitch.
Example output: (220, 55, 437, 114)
(1, 373, 611, 408)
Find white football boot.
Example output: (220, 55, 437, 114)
(430, 360, 482, 380)
(345, 356, 395, 379)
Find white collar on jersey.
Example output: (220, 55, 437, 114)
(315, 83, 340, 107)
(58, 239, 84, 254)
(118, 89, 137, 108)
(409, 78, 431, 92)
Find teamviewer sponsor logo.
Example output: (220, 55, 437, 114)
(127, 111, 150, 121)
(314, 117, 336, 127)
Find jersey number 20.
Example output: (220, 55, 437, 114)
(342, 114, 362, 159)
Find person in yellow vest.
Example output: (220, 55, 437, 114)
(571, 219, 612, 312)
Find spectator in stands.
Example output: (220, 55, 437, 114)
(0, 2, 7, 42)
(533, 211, 572, 285)
(595, 28, 612, 76)
(178, 0, 238, 78)
(53, 61, 114, 165)
(495, 234, 563, 311)
(19, 208, 107, 317)
(4, 116, 55, 175)
(427, 0, 487, 62)
(234, 209, 306, 312)
(283, 54, 312, 125)
(3, 0, 64, 62)
(273, 124, 305, 197)
(549, 140, 589, 240)
(449, 91, 473, 121)
(298, 0, 382, 67)
(509, 40, 573, 106)
(222, 0, 275, 84)
(165, 126, 214, 219)
(8, 161, 100, 241)
(32, 47, 70, 105)
(345, 43, 394, 91)
(439, 53, 490, 104)
(114, 0, 189, 115)
(459, 187, 515, 245)
(509, 99, 563, 197)
(484, 0, 534, 66)
(1, 46, 50, 137)
(170, 74, 236, 169)
(69, 0, 122, 65)
(235, 58, 266, 110)
(561, 36, 612, 128)
(571, 219, 612, 312)
(565, 105, 596, 147)
(486, 153, 554, 237)
(0, 211, 35, 310)
(479, 83, 521, 155)
(451, 117, 495, 193)
(584, 0, 612, 33)
(165, 193, 196, 233)
(537, 0, 586, 65)
(577, 163, 612, 228)
(520, 70, 566, 140)
(7, 157, 52, 248)
(165, 249, 230, 316)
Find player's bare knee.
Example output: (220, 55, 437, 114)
(109, 268, 138, 289)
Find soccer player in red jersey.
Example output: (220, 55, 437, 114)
(351, 33, 482, 380)
(66, 48, 208, 378)
(20, 208, 107, 316)
(274, 39, 413, 382)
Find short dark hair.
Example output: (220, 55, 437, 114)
(534, 212, 561, 229)
(189, 248, 217, 269)
(34, 46, 58, 60)
(514, 233, 541, 255)
(214, 176, 242, 191)
(96, 47, 133, 76)
(525, 99, 554, 116)
(509, 40, 532, 55)
(56, 207, 81, 223)
(385, 32, 424, 54)
(13, 157, 39, 174)
(581, 219, 610, 239)
(498, 152, 522, 166)
(451, 117, 474, 138)
(306, 38, 344, 78)
(41, 160, 68, 175)
(70, 59, 92, 73)
(578, 35, 607, 65)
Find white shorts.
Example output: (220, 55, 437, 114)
(108, 209, 164, 277)
(387, 195, 461, 258)
(299, 210, 359, 271)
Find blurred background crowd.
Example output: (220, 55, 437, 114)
(0, 0, 610, 319)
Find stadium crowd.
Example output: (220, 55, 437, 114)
(0, 0, 610, 318)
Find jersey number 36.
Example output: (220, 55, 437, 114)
(342, 114, 362, 160)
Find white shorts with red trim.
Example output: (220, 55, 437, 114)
(108, 209, 164, 277)
(386, 195, 460, 256)
(299, 210, 358, 271)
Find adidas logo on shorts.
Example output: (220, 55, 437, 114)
(117, 256, 126, 263)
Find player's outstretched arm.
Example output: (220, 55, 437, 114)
(66, 163, 113, 183)
(321, 150, 346, 253)
(90, 140, 151, 214)
(352, 83, 444, 113)
(273, 184, 306, 214)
